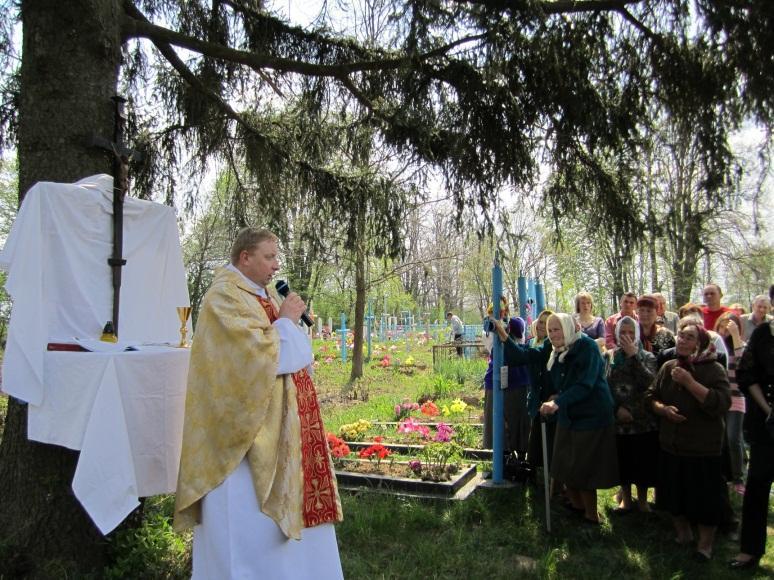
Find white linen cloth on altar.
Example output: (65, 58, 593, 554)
(0, 174, 189, 406)
(33, 348, 190, 534)
(192, 265, 341, 580)
(0, 174, 191, 534)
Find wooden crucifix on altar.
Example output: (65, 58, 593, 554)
(89, 96, 143, 337)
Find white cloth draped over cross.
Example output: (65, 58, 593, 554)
(0, 174, 191, 534)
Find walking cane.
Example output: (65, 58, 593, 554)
(541, 416, 551, 533)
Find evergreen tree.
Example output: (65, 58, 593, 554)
(0, 0, 773, 574)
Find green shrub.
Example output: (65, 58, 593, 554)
(434, 357, 487, 387)
(105, 498, 190, 579)
(431, 375, 456, 399)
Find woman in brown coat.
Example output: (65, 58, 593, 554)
(645, 320, 731, 562)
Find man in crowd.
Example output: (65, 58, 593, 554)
(447, 310, 465, 356)
(653, 292, 679, 333)
(741, 293, 773, 341)
(702, 283, 731, 331)
(605, 291, 638, 350)
(174, 227, 343, 579)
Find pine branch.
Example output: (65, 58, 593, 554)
(451, 0, 644, 15)
(122, 1, 485, 78)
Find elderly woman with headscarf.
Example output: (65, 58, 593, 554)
(606, 316, 658, 513)
(500, 313, 618, 524)
(657, 304, 729, 368)
(645, 320, 731, 562)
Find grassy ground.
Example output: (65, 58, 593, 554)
(0, 337, 771, 578)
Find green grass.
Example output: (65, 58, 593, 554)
(337, 486, 772, 579)
(120, 486, 772, 579)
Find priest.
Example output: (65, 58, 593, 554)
(174, 227, 343, 579)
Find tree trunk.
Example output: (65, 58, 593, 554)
(349, 204, 367, 382)
(0, 1, 123, 576)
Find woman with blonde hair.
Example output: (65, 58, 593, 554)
(574, 292, 605, 340)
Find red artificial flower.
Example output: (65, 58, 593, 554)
(331, 443, 350, 458)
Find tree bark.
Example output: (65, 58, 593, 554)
(0, 1, 123, 576)
(349, 201, 367, 382)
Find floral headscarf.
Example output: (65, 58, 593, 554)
(546, 313, 582, 371)
(677, 320, 717, 371)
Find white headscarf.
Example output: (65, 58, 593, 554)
(614, 315, 640, 346)
(546, 313, 583, 370)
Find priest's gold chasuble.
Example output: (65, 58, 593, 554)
(174, 268, 342, 540)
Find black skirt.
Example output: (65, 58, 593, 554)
(616, 431, 659, 487)
(551, 423, 619, 490)
(657, 451, 725, 525)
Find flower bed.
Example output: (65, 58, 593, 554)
(343, 440, 492, 461)
(335, 460, 478, 497)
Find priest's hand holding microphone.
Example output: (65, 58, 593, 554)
(275, 280, 314, 327)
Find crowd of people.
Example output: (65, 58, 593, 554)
(487, 284, 773, 568)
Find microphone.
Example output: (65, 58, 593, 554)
(275, 280, 314, 327)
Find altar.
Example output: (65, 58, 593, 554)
(0, 175, 191, 534)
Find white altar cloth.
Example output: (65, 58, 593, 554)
(0, 174, 191, 534)
(30, 348, 190, 534)
(0, 174, 189, 406)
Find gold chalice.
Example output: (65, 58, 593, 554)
(177, 306, 192, 348)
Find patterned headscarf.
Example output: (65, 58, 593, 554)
(546, 313, 582, 371)
(676, 320, 716, 371)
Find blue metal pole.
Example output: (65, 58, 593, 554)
(340, 313, 347, 363)
(517, 274, 528, 320)
(536, 280, 546, 314)
(528, 277, 536, 321)
(492, 252, 505, 484)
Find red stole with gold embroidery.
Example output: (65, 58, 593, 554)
(256, 295, 339, 528)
